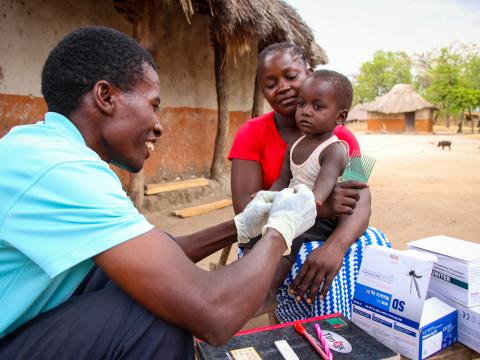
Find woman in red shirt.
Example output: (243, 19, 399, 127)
(229, 43, 390, 322)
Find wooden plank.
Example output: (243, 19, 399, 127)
(145, 178, 209, 195)
(172, 199, 232, 218)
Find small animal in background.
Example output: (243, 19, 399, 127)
(437, 140, 452, 150)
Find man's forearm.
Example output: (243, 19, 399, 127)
(174, 220, 237, 262)
(327, 188, 371, 250)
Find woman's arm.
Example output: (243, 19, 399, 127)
(231, 159, 264, 214)
(290, 187, 371, 303)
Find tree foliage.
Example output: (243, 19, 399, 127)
(414, 43, 480, 131)
(352, 44, 480, 132)
(352, 50, 412, 104)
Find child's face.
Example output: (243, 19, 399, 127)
(295, 77, 344, 136)
(259, 51, 309, 117)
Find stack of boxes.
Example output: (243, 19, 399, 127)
(351, 245, 457, 360)
(408, 235, 480, 354)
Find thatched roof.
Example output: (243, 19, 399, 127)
(347, 103, 369, 121)
(113, 0, 327, 67)
(367, 84, 435, 114)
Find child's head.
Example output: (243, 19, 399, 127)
(295, 69, 353, 136)
(257, 42, 310, 116)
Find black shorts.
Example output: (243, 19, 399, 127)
(0, 266, 194, 359)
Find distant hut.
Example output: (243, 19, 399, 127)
(347, 103, 369, 122)
(366, 84, 435, 133)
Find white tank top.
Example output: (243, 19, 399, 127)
(288, 135, 349, 190)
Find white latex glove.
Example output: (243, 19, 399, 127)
(263, 184, 317, 253)
(234, 191, 277, 243)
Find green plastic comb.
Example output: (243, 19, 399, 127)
(341, 150, 376, 182)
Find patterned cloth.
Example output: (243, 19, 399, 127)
(238, 227, 391, 323)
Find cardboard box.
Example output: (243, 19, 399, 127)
(427, 289, 480, 353)
(351, 245, 457, 360)
(408, 236, 480, 307)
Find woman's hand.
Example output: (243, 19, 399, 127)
(289, 240, 347, 304)
(316, 180, 368, 218)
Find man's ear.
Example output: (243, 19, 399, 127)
(336, 110, 348, 125)
(93, 80, 115, 115)
(306, 67, 313, 75)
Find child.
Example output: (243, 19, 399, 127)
(270, 69, 353, 298)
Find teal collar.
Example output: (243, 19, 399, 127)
(43, 112, 87, 146)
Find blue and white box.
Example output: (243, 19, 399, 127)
(351, 245, 457, 360)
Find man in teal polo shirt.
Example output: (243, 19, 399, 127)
(0, 26, 316, 358)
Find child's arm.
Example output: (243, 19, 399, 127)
(312, 142, 349, 206)
(270, 148, 292, 191)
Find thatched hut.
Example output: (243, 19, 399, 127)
(347, 103, 369, 122)
(0, 0, 326, 206)
(366, 84, 435, 133)
(113, 0, 327, 183)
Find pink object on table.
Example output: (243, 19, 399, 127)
(294, 322, 329, 360)
(315, 323, 333, 360)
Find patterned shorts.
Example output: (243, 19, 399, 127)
(238, 227, 391, 323)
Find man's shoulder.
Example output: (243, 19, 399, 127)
(1, 121, 100, 166)
(0, 122, 109, 204)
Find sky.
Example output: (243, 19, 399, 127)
(286, 0, 480, 77)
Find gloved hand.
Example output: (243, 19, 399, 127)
(263, 184, 316, 252)
(234, 191, 277, 243)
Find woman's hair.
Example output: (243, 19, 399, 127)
(41, 26, 157, 117)
(257, 42, 308, 77)
(311, 69, 353, 110)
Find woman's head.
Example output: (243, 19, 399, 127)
(257, 43, 310, 116)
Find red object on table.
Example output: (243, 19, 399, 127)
(294, 322, 330, 360)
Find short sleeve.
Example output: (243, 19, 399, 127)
(228, 122, 261, 162)
(2, 161, 153, 278)
(334, 125, 361, 157)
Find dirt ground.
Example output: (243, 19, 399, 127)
(145, 129, 480, 270)
(143, 129, 480, 330)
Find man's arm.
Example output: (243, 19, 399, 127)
(174, 220, 237, 263)
(95, 227, 286, 346)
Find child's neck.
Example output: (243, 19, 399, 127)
(303, 129, 334, 143)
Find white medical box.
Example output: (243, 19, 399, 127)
(351, 245, 457, 360)
(408, 236, 480, 307)
(427, 289, 480, 353)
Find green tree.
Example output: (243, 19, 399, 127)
(415, 44, 480, 132)
(352, 50, 412, 104)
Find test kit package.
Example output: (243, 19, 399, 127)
(408, 235, 480, 307)
(427, 289, 480, 353)
(351, 245, 457, 360)
(195, 313, 399, 359)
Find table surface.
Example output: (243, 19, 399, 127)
(400, 342, 480, 360)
